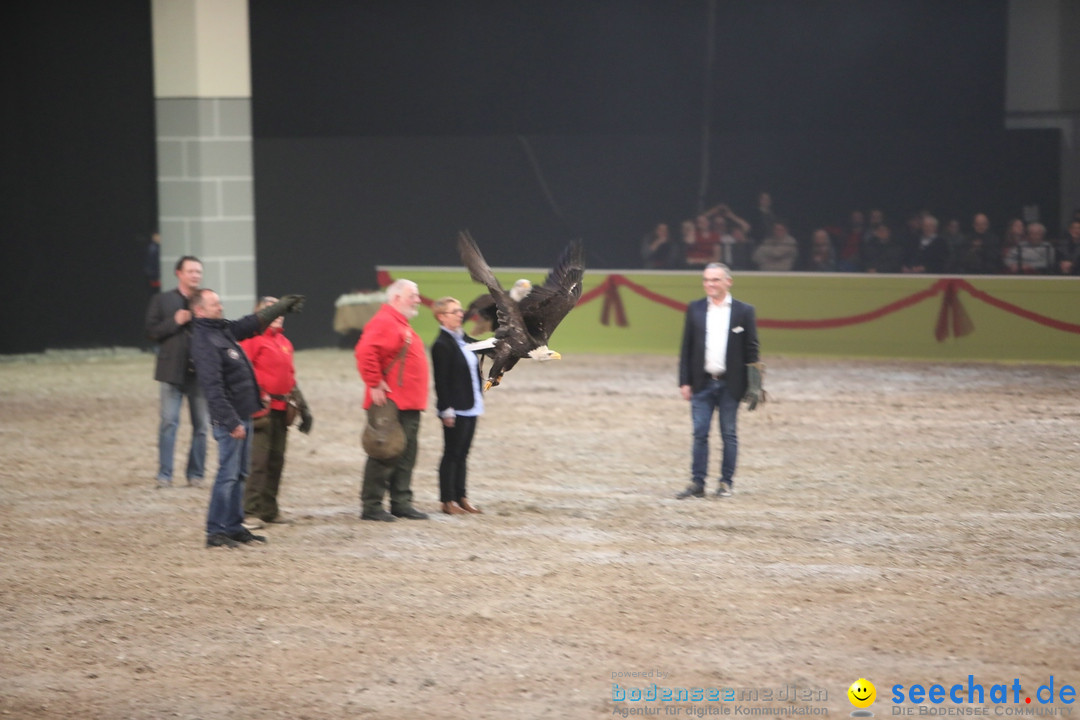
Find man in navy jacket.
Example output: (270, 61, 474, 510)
(677, 263, 762, 499)
(189, 289, 304, 548)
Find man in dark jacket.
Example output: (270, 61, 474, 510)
(676, 263, 763, 499)
(145, 256, 208, 489)
(189, 289, 304, 548)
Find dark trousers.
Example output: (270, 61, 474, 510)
(361, 409, 420, 514)
(438, 415, 477, 502)
(245, 409, 288, 521)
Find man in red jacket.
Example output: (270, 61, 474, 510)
(239, 297, 313, 528)
(354, 279, 430, 521)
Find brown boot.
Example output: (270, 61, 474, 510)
(442, 501, 467, 515)
(459, 498, 483, 514)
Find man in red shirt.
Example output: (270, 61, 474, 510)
(239, 297, 313, 528)
(354, 279, 430, 521)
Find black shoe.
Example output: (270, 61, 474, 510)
(206, 533, 240, 549)
(229, 528, 268, 544)
(675, 484, 705, 499)
(391, 507, 429, 520)
(715, 481, 734, 498)
(361, 508, 396, 522)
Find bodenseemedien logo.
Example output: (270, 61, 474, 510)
(849, 678, 877, 717)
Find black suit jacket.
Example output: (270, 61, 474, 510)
(145, 288, 195, 384)
(431, 328, 483, 414)
(678, 297, 760, 400)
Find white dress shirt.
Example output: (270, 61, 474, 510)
(704, 294, 732, 376)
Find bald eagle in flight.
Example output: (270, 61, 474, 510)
(463, 279, 533, 335)
(457, 230, 585, 390)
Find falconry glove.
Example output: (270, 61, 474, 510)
(256, 294, 305, 328)
(292, 385, 313, 434)
(744, 361, 766, 410)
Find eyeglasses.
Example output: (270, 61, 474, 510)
(441, 309, 465, 316)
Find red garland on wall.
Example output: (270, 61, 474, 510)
(377, 270, 1080, 342)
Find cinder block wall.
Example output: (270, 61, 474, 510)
(156, 97, 256, 318)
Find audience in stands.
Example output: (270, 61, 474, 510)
(642, 197, 1077, 276)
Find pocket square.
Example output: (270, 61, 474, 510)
(732, 326, 744, 334)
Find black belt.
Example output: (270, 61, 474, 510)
(708, 372, 726, 381)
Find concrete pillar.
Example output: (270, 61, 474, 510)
(1006, 0, 1080, 232)
(151, 0, 255, 318)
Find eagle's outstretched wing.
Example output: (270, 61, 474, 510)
(517, 239, 585, 343)
(456, 231, 530, 349)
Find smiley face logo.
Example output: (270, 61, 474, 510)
(848, 678, 876, 709)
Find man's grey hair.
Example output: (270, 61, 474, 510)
(704, 262, 732, 277)
(386, 278, 418, 302)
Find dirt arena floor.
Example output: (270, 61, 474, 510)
(1, 348, 1078, 720)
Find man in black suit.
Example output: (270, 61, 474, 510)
(430, 296, 485, 515)
(145, 255, 209, 489)
(677, 263, 762, 499)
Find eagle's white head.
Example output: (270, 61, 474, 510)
(527, 345, 562, 362)
(510, 279, 533, 302)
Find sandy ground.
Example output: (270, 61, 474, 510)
(1, 349, 1078, 720)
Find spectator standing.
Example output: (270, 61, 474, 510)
(715, 204, 754, 271)
(239, 296, 313, 529)
(752, 220, 799, 271)
(749, 191, 776, 242)
(145, 256, 209, 489)
(430, 297, 485, 516)
(1005, 222, 1055, 274)
(189, 290, 305, 548)
(355, 279, 430, 522)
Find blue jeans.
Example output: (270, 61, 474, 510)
(690, 378, 740, 488)
(157, 377, 209, 484)
(206, 419, 252, 537)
